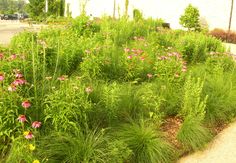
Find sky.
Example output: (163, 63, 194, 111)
(66, 0, 236, 30)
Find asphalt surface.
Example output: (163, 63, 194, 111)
(0, 20, 41, 45)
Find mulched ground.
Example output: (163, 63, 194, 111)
(160, 116, 229, 149)
(161, 116, 183, 148)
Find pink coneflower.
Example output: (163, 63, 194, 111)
(147, 73, 153, 78)
(173, 52, 181, 59)
(131, 48, 137, 53)
(140, 56, 145, 61)
(13, 78, 26, 86)
(58, 75, 68, 81)
(22, 100, 31, 109)
(85, 86, 93, 94)
(182, 61, 187, 65)
(0, 74, 4, 81)
(127, 55, 132, 59)
(15, 73, 23, 78)
(137, 49, 143, 54)
(18, 115, 27, 122)
(158, 56, 168, 60)
(0, 53, 4, 59)
(24, 131, 34, 139)
(137, 37, 145, 41)
(182, 68, 187, 72)
(10, 54, 17, 60)
(32, 121, 42, 128)
(8, 84, 17, 92)
(174, 73, 180, 78)
(124, 48, 130, 53)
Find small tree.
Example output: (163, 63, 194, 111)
(180, 4, 201, 31)
(133, 9, 143, 22)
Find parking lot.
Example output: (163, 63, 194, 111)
(0, 20, 41, 45)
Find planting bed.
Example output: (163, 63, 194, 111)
(0, 16, 236, 163)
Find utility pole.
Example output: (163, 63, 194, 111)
(227, 0, 234, 42)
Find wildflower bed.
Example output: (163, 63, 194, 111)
(0, 16, 236, 163)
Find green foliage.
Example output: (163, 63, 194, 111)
(133, 9, 143, 22)
(71, 15, 100, 36)
(191, 55, 236, 124)
(1, 15, 235, 162)
(26, 0, 65, 19)
(44, 80, 92, 132)
(0, 0, 26, 14)
(179, 4, 201, 31)
(180, 75, 208, 121)
(117, 121, 176, 163)
(176, 32, 225, 63)
(177, 116, 212, 151)
(38, 130, 131, 163)
(5, 137, 38, 163)
(26, 0, 45, 18)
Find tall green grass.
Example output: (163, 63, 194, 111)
(116, 120, 176, 163)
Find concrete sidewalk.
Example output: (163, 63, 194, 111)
(178, 121, 236, 163)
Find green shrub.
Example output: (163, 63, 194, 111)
(176, 33, 225, 63)
(5, 137, 38, 163)
(133, 9, 143, 22)
(190, 56, 236, 124)
(71, 15, 100, 36)
(44, 79, 92, 132)
(159, 82, 183, 116)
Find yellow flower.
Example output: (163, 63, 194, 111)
(23, 131, 30, 136)
(29, 144, 36, 151)
(32, 160, 40, 163)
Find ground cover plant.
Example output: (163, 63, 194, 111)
(1, 14, 236, 163)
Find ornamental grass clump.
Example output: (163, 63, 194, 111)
(116, 121, 176, 163)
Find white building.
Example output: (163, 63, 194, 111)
(64, 0, 236, 30)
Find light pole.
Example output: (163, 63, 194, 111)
(45, 0, 48, 13)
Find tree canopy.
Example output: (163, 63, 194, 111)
(0, 0, 26, 14)
(26, 0, 65, 19)
(179, 4, 201, 31)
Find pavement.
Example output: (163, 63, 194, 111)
(0, 20, 43, 45)
(224, 43, 236, 55)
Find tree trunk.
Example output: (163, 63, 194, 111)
(227, 0, 234, 42)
